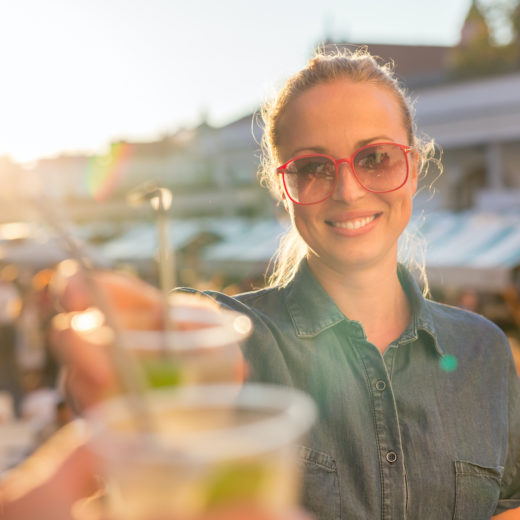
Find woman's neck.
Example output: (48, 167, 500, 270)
(307, 255, 411, 354)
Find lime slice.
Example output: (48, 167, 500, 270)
(204, 462, 267, 508)
(141, 359, 183, 388)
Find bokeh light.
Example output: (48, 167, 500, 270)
(70, 307, 105, 332)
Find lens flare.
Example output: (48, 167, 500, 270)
(85, 142, 132, 201)
(440, 354, 458, 372)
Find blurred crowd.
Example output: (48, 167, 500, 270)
(0, 263, 75, 475)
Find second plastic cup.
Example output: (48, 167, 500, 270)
(78, 384, 317, 520)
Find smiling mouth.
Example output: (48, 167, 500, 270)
(325, 214, 380, 230)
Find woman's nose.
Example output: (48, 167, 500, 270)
(331, 162, 367, 203)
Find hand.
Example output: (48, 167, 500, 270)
(0, 421, 99, 520)
(49, 267, 163, 410)
(50, 265, 247, 411)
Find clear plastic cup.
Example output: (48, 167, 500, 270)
(69, 294, 253, 393)
(76, 384, 316, 520)
(120, 299, 253, 387)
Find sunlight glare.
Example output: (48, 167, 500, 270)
(71, 307, 106, 332)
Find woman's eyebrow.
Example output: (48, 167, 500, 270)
(289, 145, 328, 156)
(289, 136, 395, 158)
(354, 136, 394, 148)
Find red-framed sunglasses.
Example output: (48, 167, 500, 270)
(276, 142, 413, 205)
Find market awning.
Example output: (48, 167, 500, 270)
(409, 211, 520, 291)
(100, 212, 520, 292)
(101, 218, 249, 262)
(202, 219, 290, 277)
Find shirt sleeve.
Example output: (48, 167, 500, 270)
(494, 347, 520, 515)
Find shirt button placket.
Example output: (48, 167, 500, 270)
(373, 373, 405, 519)
(353, 343, 405, 519)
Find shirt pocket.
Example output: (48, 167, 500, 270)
(453, 460, 503, 520)
(299, 446, 340, 520)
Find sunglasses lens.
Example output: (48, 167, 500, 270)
(283, 156, 335, 204)
(353, 144, 408, 192)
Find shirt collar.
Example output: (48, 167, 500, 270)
(396, 265, 445, 357)
(285, 260, 445, 357)
(285, 260, 346, 338)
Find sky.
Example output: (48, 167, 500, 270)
(0, 0, 474, 164)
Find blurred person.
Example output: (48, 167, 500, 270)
(458, 287, 480, 312)
(510, 336, 520, 376)
(42, 49, 520, 518)
(34, 268, 62, 388)
(16, 285, 46, 371)
(0, 271, 23, 417)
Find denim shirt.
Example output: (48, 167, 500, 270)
(183, 261, 520, 519)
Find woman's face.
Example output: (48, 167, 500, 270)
(277, 78, 418, 275)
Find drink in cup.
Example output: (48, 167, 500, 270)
(74, 384, 317, 520)
(67, 293, 253, 394)
(120, 294, 253, 387)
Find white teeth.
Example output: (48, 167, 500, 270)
(330, 215, 376, 230)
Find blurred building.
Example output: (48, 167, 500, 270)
(0, 157, 40, 222)
(15, 114, 271, 222)
(0, 0, 519, 309)
(28, 154, 92, 199)
(321, 41, 452, 88)
(414, 72, 520, 213)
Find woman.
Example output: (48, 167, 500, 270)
(178, 50, 520, 518)
(7, 50, 518, 519)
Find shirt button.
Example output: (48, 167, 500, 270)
(375, 380, 386, 391)
(386, 451, 398, 464)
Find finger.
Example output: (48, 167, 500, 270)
(50, 318, 118, 410)
(52, 263, 163, 318)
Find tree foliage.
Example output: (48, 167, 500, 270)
(451, 0, 520, 78)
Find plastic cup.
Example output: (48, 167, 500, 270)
(76, 384, 316, 520)
(68, 294, 253, 394)
(120, 299, 253, 388)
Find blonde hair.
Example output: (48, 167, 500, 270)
(260, 47, 438, 290)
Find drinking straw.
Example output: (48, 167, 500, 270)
(29, 198, 155, 435)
